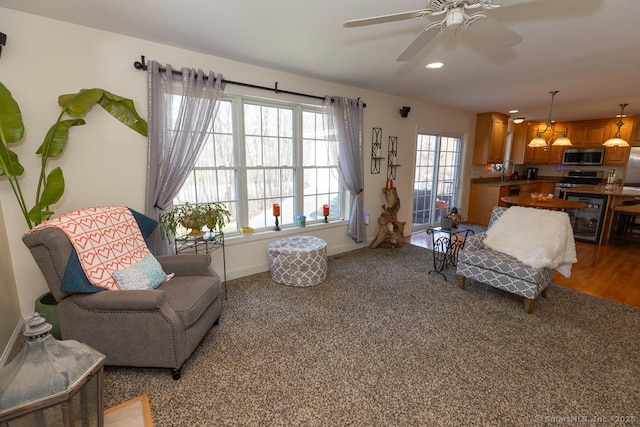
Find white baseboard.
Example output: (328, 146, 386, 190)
(0, 318, 25, 368)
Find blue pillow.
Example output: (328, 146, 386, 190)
(111, 253, 167, 290)
(60, 208, 159, 293)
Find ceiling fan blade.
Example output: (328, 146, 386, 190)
(469, 14, 523, 48)
(343, 9, 433, 28)
(396, 22, 442, 62)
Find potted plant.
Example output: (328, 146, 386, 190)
(0, 82, 148, 228)
(202, 202, 231, 233)
(159, 202, 230, 240)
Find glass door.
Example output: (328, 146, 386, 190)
(412, 134, 462, 230)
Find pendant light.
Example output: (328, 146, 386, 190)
(528, 90, 572, 149)
(603, 103, 630, 148)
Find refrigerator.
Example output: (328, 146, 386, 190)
(624, 147, 640, 187)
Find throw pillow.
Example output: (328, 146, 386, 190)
(111, 253, 168, 290)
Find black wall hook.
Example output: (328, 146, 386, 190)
(134, 55, 147, 71)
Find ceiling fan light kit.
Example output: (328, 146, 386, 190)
(343, 0, 522, 62)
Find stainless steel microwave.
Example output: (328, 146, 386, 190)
(562, 148, 605, 166)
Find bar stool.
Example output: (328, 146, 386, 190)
(612, 201, 640, 240)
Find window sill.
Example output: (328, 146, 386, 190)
(224, 219, 348, 247)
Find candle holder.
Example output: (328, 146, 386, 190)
(323, 215, 329, 223)
(273, 215, 281, 231)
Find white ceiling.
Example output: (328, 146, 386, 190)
(2, 0, 639, 122)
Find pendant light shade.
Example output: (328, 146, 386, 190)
(552, 136, 572, 146)
(528, 90, 572, 149)
(528, 136, 547, 148)
(603, 103, 630, 148)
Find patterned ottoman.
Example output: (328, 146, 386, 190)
(267, 236, 328, 286)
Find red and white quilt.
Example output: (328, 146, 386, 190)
(30, 206, 149, 290)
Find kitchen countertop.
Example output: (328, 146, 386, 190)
(562, 185, 640, 197)
(470, 179, 557, 187)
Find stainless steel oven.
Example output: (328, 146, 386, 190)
(554, 170, 604, 199)
(564, 192, 608, 243)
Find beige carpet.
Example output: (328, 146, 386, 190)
(104, 394, 153, 427)
(103, 245, 639, 426)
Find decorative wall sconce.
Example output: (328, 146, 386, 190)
(371, 127, 383, 174)
(387, 136, 399, 180)
(399, 106, 411, 118)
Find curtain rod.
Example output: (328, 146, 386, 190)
(133, 55, 365, 107)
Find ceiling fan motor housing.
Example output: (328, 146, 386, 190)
(446, 8, 465, 27)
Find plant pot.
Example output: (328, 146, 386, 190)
(181, 219, 203, 237)
(34, 292, 62, 340)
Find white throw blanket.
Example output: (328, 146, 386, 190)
(483, 206, 577, 278)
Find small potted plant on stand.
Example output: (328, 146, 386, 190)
(159, 202, 231, 241)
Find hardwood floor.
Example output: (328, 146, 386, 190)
(409, 229, 640, 309)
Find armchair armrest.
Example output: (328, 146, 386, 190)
(156, 254, 216, 277)
(69, 289, 166, 310)
(462, 232, 486, 252)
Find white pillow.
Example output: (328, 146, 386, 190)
(111, 254, 169, 290)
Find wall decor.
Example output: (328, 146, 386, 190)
(370, 127, 383, 174)
(387, 136, 398, 180)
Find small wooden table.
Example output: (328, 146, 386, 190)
(500, 196, 587, 210)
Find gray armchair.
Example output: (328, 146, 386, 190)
(456, 207, 553, 313)
(22, 227, 223, 380)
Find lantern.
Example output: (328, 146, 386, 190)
(0, 313, 106, 426)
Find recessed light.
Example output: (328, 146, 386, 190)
(425, 62, 444, 69)
(509, 109, 519, 114)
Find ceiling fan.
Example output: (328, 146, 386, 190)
(343, 0, 523, 61)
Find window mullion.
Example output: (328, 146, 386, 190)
(236, 97, 249, 229)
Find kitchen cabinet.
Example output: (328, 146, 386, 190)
(566, 119, 611, 146)
(473, 112, 508, 165)
(631, 119, 640, 147)
(604, 146, 630, 165)
(468, 184, 509, 226)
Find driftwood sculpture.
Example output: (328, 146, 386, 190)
(370, 185, 406, 248)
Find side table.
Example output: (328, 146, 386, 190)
(426, 227, 474, 281)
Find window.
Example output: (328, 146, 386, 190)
(412, 133, 462, 228)
(174, 96, 342, 234)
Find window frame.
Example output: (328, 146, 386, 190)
(173, 93, 345, 236)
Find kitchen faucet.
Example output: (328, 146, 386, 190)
(500, 160, 515, 183)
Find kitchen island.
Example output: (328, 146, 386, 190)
(467, 179, 556, 226)
(562, 185, 640, 244)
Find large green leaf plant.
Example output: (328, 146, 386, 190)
(0, 82, 148, 229)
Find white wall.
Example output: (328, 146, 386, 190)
(0, 8, 477, 318)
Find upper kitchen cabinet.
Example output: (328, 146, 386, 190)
(473, 112, 508, 165)
(512, 121, 567, 164)
(631, 119, 640, 147)
(566, 119, 611, 146)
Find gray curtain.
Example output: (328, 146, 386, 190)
(324, 96, 366, 243)
(145, 60, 225, 254)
